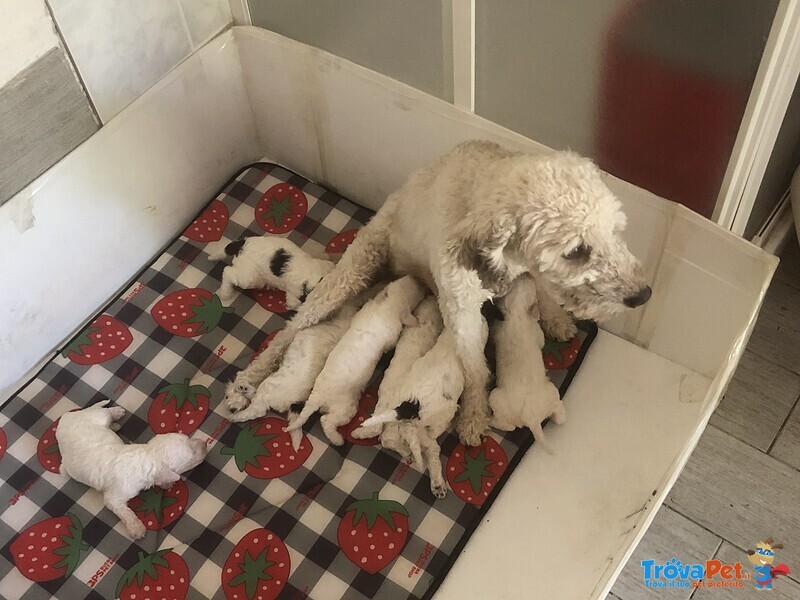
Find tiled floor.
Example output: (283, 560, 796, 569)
(608, 239, 800, 599)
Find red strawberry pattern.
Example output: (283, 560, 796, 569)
(183, 199, 229, 242)
(247, 288, 287, 313)
(338, 388, 380, 446)
(250, 329, 282, 363)
(222, 528, 290, 600)
(11, 513, 88, 582)
(446, 437, 508, 506)
(337, 492, 409, 573)
(255, 183, 308, 234)
(326, 229, 358, 254)
(148, 379, 210, 435)
(0, 426, 6, 462)
(61, 315, 132, 365)
(221, 417, 311, 479)
(151, 288, 233, 337)
(542, 336, 581, 370)
(37, 419, 62, 473)
(128, 481, 189, 531)
(116, 549, 189, 600)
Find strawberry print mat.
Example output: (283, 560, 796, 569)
(0, 163, 596, 600)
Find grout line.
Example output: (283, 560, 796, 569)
(174, 0, 196, 50)
(766, 390, 800, 455)
(44, 0, 103, 126)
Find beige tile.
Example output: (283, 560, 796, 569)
(178, 0, 231, 47)
(0, 48, 98, 204)
(771, 401, 800, 470)
(692, 541, 800, 598)
(665, 426, 800, 574)
(610, 507, 721, 600)
(710, 350, 800, 451)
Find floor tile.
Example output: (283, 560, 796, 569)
(709, 350, 800, 451)
(745, 277, 800, 376)
(770, 400, 800, 471)
(610, 507, 720, 600)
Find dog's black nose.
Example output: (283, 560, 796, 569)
(624, 286, 652, 308)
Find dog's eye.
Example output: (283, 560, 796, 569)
(564, 243, 591, 261)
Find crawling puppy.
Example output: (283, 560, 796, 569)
(352, 296, 443, 444)
(358, 323, 479, 498)
(209, 235, 334, 309)
(57, 401, 207, 539)
(489, 275, 566, 452)
(285, 276, 426, 445)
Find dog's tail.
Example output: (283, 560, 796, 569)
(359, 398, 421, 430)
(286, 402, 306, 451)
(283, 399, 319, 434)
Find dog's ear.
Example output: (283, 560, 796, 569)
(445, 210, 517, 295)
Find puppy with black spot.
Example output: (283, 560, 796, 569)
(284, 276, 427, 445)
(209, 235, 334, 309)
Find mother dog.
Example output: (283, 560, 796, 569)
(227, 140, 651, 445)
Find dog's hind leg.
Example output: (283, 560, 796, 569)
(419, 429, 447, 498)
(217, 266, 239, 305)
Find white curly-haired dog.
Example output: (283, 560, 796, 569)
(358, 323, 476, 498)
(284, 276, 426, 446)
(232, 140, 652, 445)
(489, 275, 566, 452)
(352, 296, 443, 445)
(209, 235, 334, 309)
(56, 401, 207, 540)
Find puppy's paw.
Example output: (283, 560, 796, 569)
(108, 406, 126, 421)
(237, 382, 256, 399)
(285, 295, 302, 310)
(401, 313, 418, 328)
(289, 428, 304, 452)
(431, 480, 448, 499)
(457, 414, 489, 447)
(541, 313, 577, 342)
(351, 425, 380, 440)
(109, 422, 122, 432)
(126, 519, 146, 540)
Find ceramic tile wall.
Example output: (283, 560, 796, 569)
(48, 0, 232, 123)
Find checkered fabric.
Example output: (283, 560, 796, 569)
(0, 163, 596, 600)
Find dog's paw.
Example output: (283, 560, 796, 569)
(109, 422, 122, 432)
(430, 481, 448, 499)
(108, 406, 126, 421)
(285, 295, 302, 310)
(457, 415, 489, 447)
(541, 314, 578, 342)
(289, 428, 304, 452)
(351, 425, 379, 440)
(126, 519, 146, 540)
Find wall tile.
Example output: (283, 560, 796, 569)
(48, 0, 193, 123)
(0, 48, 98, 205)
(179, 0, 232, 47)
(0, 0, 59, 88)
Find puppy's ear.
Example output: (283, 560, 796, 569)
(445, 211, 516, 295)
(153, 465, 181, 489)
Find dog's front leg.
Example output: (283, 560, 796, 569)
(104, 492, 146, 540)
(534, 278, 577, 341)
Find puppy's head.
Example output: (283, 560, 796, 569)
(451, 151, 651, 322)
(147, 433, 207, 474)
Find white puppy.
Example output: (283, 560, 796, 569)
(209, 235, 334, 309)
(489, 275, 566, 452)
(352, 296, 443, 444)
(57, 401, 207, 540)
(284, 276, 426, 446)
(359, 324, 477, 499)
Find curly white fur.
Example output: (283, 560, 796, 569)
(234, 141, 651, 446)
(284, 276, 426, 445)
(56, 401, 207, 539)
(489, 275, 566, 452)
(359, 323, 477, 499)
(209, 235, 334, 309)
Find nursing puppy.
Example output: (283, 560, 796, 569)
(352, 296, 443, 445)
(210, 235, 334, 309)
(359, 325, 478, 499)
(245, 140, 651, 446)
(489, 275, 565, 452)
(57, 401, 207, 539)
(284, 276, 426, 446)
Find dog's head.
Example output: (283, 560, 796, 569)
(147, 433, 208, 475)
(450, 151, 651, 322)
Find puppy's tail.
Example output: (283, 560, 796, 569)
(283, 399, 319, 433)
(359, 398, 421, 429)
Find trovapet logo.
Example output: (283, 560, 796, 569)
(746, 537, 791, 590)
(641, 558, 748, 590)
